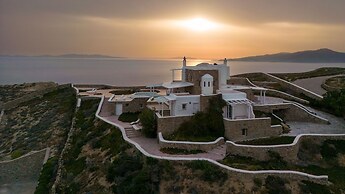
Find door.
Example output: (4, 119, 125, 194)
(115, 103, 123, 116)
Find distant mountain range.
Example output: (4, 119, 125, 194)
(0, 54, 122, 59)
(230, 48, 345, 63)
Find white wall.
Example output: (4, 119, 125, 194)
(201, 74, 213, 95)
(171, 95, 200, 116)
(115, 103, 123, 116)
(222, 91, 247, 101)
(233, 104, 249, 119)
(218, 64, 230, 87)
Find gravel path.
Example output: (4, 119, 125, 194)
(292, 75, 343, 95)
(287, 106, 345, 136)
(0, 182, 37, 194)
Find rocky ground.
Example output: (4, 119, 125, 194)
(0, 84, 76, 160)
(0, 83, 76, 194)
(56, 98, 326, 194)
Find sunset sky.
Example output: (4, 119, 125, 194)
(1, 0, 345, 59)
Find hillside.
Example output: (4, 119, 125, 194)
(231, 48, 345, 63)
(1, 84, 342, 193)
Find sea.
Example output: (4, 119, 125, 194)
(0, 56, 344, 86)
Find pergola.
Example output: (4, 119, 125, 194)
(224, 99, 254, 120)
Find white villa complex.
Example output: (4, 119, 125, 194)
(108, 57, 281, 141)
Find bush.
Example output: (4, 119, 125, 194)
(237, 136, 295, 145)
(299, 180, 331, 194)
(321, 140, 345, 160)
(11, 150, 24, 159)
(310, 89, 345, 117)
(35, 157, 58, 194)
(168, 95, 226, 141)
(118, 112, 140, 123)
(139, 108, 157, 138)
(186, 160, 228, 183)
(160, 148, 205, 155)
(265, 176, 290, 194)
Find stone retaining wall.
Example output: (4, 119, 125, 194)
(96, 95, 329, 186)
(257, 89, 309, 104)
(97, 97, 115, 117)
(0, 149, 47, 184)
(252, 81, 280, 89)
(227, 77, 252, 86)
(226, 134, 345, 163)
(321, 83, 339, 92)
(224, 117, 282, 142)
(156, 114, 192, 136)
(199, 94, 220, 112)
(158, 132, 224, 152)
(254, 103, 329, 124)
(122, 97, 149, 113)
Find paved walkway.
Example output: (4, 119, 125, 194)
(287, 106, 345, 136)
(103, 114, 226, 161)
(292, 75, 344, 96)
(95, 94, 228, 161)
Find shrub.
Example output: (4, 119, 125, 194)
(139, 108, 157, 138)
(264, 176, 290, 194)
(118, 112, 140, 123)
(34, 157, 58, 194)
(321, 140, 345, 160)
(310, 89, 345, 117)
(186, 160, 228, 183)
(160, 148, 205, 155)
(11, 149, 23, 159)
(299, 180, 331, 194)
(169, 95, 226, 141)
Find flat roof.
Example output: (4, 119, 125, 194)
(185, 63, 226, 70)
(109, 92, 157, 102)
(162, 81, 194, 89)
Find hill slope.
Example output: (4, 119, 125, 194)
(231, 48, 345, 63)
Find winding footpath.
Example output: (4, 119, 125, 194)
(94, 95, 329, 183)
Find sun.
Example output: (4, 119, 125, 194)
(178, 17, 221, 32)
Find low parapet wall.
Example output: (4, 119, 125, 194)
(95, 95, 329, 185)
(226, 134, 345, 163)
(156, 113, 192, 136)
(321, 82, 339, 92)
(264, 89, 309, 104)
(263, 73, 323, 101)
(224, 117, 282, 142)
(158, 132, 224, 152)
(227, 77, 253, 86)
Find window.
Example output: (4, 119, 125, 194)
(204, 81, 206, 87)
(227, 105, 232, 118)
(125, 103, 129, 107)
(140, 104, 143, 108)
(182, 103, 187, 110)
(242, 128, 248, 136)
(208, 81, 210, 87)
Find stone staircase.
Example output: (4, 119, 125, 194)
(124, 127, 142, 138)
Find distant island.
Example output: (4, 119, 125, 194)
(229, 48, 345, 63)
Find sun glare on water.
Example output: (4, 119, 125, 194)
(177, 18, 222, 32)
